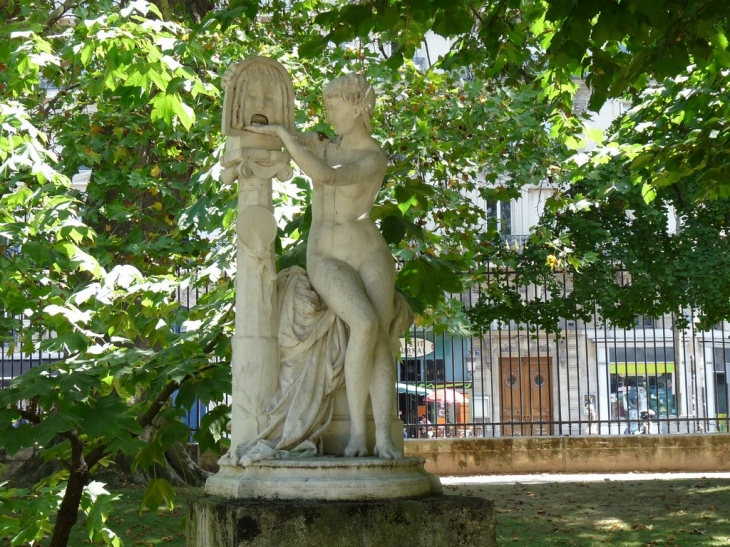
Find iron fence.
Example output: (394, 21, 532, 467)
(398, 276, 729, 439)
(2, 267, 729, 439)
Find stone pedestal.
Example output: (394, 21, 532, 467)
(187, 495, 496, 547)
(205, 457, 440, 500)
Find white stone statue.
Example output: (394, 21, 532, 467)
(206, 59, 439, 500)
(246, 74, 403, 459)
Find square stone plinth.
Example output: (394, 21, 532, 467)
(187, 496, 495, 547)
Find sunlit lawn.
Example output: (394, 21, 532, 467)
(68, 486, 198, 547)
(63, 478, 730, 546)
(445, 477, 730, 547)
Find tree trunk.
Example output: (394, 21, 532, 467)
(164, 441, 210, 486)
(103, 441, 209, 487)
(49, 433, 88, 547)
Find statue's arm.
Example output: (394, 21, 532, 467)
(296, 131, 329, 157)
(279, 129, 386, 186)
(245, 125, 386, 186)
(275, 129, 336, 181)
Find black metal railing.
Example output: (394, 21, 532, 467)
(397, 272, 729, 438)
(2, 266, 728, 439)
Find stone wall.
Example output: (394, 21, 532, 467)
(405, 434, 730, 475)
(0, 448, 35, 480)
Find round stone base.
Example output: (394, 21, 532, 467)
(186, 495, 496, 547)
(204, 456, 441, 500)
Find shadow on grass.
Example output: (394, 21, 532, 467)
(61, 478, 730, 546)
(68, 486, 203, 547)
(446, 478, 730, 547)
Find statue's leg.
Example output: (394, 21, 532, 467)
(359, 256, 402, 459)
(308, 254, 378, 457)
(369, 336, 402, 458)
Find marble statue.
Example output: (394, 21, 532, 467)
(206, 59, 439, 501)
(245, 73, 404, 460)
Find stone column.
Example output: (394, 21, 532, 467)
(230, 174, 279, 450)
(217, 58, 295, 461)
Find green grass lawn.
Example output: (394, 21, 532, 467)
(445, 478, 730, 547)
(61, 478, 730, 546)
(67, 485, 198, 547)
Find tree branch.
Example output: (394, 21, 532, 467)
(474, 0, 510, 32)
(468, 2, 487, 25)
(43, 0, 80, 31)
(377, 39, 390, 60)
(673, 182, 688, 213)
(18, 408, 41, 425)
(137, 342, 222, 430)
(137, 379, 181, 430)
(84, 444, 108, 471)
(50, 429, 88, 547)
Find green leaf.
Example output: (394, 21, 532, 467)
(140, 478, 175, 515)
(75, 397, 139, 440)
(54, 242, 103, 277)
(380, 215, 407, 245)
(28, 413, 78, 448)
(193, 404, 230, 454)
(298, 36, 329, 59)
(150, 93, 195, 131)
(641, 182, 657, 204)
(396, 257, 464, 308)
(630, 152, 654, 170)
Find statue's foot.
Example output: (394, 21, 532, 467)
(374, 440, 403, 459)
(344, 436, 369, 457)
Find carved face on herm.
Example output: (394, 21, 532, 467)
(222, 57, 295, 140)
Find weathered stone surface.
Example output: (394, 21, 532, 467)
(0, 447, 35, 480)
(405, 434, 730, 475)
(218, 65, 413, 470)
(187, 495, 495, 547)
(206, 457, 440, 501)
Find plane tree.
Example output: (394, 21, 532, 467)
(1, 0, 729, 545)
(301, 0, 730, 328)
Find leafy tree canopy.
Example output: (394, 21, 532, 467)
(538, 64, 730, 330)
(306, 0, 730, 109)
(1, 0, 729, 545)
(302, 0, 730, 200)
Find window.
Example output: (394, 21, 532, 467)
(472, 395, 491, 421)
(635, 315, 656, 328)
(607, 345, 677, 418)
(609, 347, 675, 362)
(486, 200, 511, 236)
(714, 347, 730, 371)
(425, 359, 445, 383)
(399, 359, 420, 383)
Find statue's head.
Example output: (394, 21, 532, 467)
(222, 57, 295, 139)
(324, 74, 376, 132)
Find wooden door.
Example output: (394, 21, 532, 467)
(500, 357, 553, 436)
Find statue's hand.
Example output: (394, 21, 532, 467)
(245, 124, 286, 138)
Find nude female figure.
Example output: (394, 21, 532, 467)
(246, 74, 402, 459)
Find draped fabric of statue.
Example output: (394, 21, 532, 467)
(234, 266, 347, 465)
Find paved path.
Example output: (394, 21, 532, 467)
(441, 471, 730, 486)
